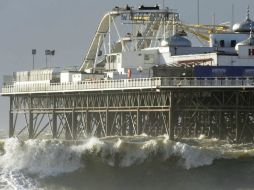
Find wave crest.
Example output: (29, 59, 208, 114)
(0, 136, 252, 177)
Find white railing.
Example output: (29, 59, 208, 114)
(2, 77, 254, 94)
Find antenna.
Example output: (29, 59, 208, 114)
(247, 5, 250, 20)
(163, 0, 166, 40)
(231, 4, 235, 31)
(250, 22, 253, 37)
(212, 12, 216, 32)
(197, 0, 200, 26)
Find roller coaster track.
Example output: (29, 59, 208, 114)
(79, 11, 120, 71)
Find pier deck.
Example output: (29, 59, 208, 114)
(2, 77, 254, 95)
(2, 77, 254, 143)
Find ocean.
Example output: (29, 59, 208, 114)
(0, 132, 253, 190)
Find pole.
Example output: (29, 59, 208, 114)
(109, 14, 111, 54)
(72, 110, 77, 139)
(169, 92, 175, 140)
(32, 54, 35, 70)
(29, 97, 34, 139)
(32, 49, 36, 70)
(197, 0, 200, 26)
(231, 4, 235, 31)
(46, 54, 48, 68)
(9, 97, 14, 137)
(52, 97, 57, 138)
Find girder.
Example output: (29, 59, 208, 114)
(8, 89, 254, 143)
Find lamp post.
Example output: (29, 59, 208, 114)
(45, 49, 55, 68)
(32, 49, 36, 69)
(45, 49, 51, 68)
(51, 50, 55, 68)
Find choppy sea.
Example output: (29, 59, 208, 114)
(0, 130, 253, 190)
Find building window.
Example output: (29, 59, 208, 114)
(144, 54, 155, 64)
(231, 40, 236, 47)
(107, 55, 117, 63)
(248, 49, 254, 56)
(220, 40, 225, 47)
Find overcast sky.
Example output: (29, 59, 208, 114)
(0, 0, 253, 129)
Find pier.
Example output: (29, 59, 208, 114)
(2, 77, 254, 143)
(2, 4, 254, 143)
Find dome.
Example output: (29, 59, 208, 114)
(163, 34, 192, 47)
(233, 7, 254, 33)
(235, 33, 254, 51)
(233, 19, 254, 33)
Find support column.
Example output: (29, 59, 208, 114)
(169, 92, 175, 140)
(137, 108, 140, 135)
(121, 112, 125, 136)
(52, 111, 57, 138)
(65, 113, 72, 140)
(72, 110, 77, 139)
(106, 93, 110, 136)
(235, 93, 239, 142)
(9, 97, 14, 138)
(218, 111, 223, 140)
(136, 92, 140, 135)
(86, 110, 91, 135)
(52, 96, 57, 138)
(29, 111, 34, 139)
(96, 113, 102, 137)
(106, 109, 110, 136)
(28, 97, 34, 139)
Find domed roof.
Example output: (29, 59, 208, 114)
(233, 7, 254, 33)
(235, 32, 254, 51)
(162, 34, 192, 47)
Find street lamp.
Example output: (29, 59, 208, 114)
(32, 49, 36, 69)
(50, 50, 55, 67)
(45, 49, 55, 68)
(45, 49, 51, 68)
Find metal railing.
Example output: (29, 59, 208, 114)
(2, 77, 254, 95)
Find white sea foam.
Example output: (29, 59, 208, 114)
(0, 138, 83, 177)
(172, 142, 221, 169)
(0, 170, 42, 190)
(0, 135, 252, 185)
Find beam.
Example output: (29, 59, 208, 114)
(168, 92, 175, 140)
(29, 111, 34, 139)
(52, 111, 57, 138)
(9, 97, 14, 137)
(28, 97, 34, 139)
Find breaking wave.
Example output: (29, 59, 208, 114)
(0, 135, 253, 179)
(0, 135, 254, 189)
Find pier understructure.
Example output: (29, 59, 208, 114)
(3, 77, 254, 143)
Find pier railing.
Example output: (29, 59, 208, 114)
(2, 77, 254, 95)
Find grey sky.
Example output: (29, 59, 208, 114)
(0, 0, 253, 129)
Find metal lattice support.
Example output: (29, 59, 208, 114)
(173, 90, 254, 143)
(8, 89, 254, 142)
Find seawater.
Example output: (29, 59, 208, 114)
(0, 133, 254, 190)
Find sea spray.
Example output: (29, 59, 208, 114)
(0, 136, 252, 180)
(0, 138, 83, 177)
(172, 142, 221, 169)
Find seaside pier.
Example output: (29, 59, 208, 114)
(2, 5, 254, 143)
(2, 77, 254, 143)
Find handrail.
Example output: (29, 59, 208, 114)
(2, 77, 254, 95)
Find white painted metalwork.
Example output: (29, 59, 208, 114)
(2, 77, 254, 95)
